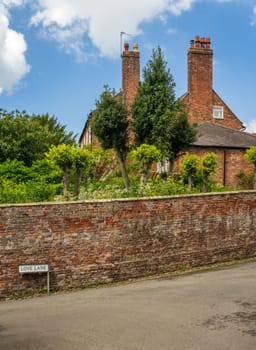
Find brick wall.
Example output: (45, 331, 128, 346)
(122, 43, 140, 110)
(185, 37, 243, 129)
(187, 39, 213, 124)
(212, 92, 243, 129)
(1, 192, 256, 299)
(181, 147, 254, 187)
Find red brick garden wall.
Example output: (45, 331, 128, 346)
(1, 192, 256, 299)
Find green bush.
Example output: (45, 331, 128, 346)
(144, 175, 192, 197)
(235, 170, 253, 190)
(0, 179, 58, 204)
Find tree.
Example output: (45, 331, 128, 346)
(0, 109, 76, 166)
(181, 154, 199, 190)
(73, 148, 92, 198)
(131, 144, 162, 187)
(132, 47, 195, 174)
(201, 152, 218, 192)
(90, 86, 130, 190)
(31, 113, 76, 146)
(46, 144, 74, 197)
(245, 146, 256, 189)
(88, 147, 115, 181)
(162, 103, 196, 173)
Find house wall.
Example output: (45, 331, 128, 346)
(1, 192, 256, 299)
(184, 36, 243, 130)
(212, 91, 243, 129)
(122, 43, 140, 111)
(178, 147, 254, 187)
(187, 37, 213, 124)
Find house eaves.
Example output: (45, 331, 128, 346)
(193, 122, 256, 149)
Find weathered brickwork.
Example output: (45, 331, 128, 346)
(183, 37, 243, 129)
(177, 147, 254, 187)
(122, 43, 140, 111)
(187, 41, 213, 124)
(1, 192, 256, 299)
(212, 92, 243, 129)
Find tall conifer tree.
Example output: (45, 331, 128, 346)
(132, 47, 196, 173)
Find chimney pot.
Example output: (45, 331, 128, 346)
(206, 38, 211, 48)
(195, 36, 200, 48)
(124, 43, 129, 51)
(133, 43, 139, 52)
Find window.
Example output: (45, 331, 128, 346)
(157, 158, 169, 174)
(213, 106, 224, 119)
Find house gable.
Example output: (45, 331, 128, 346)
(181, 36, 244, 130)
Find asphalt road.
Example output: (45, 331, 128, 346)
(0, 262, 256, 350)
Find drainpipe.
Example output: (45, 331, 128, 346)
(223, 149, 227, 186)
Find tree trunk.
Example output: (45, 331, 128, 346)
(167, 157, 175, 175)
(74, 169, 82, 199)
(140, 171, 147, 187)
(188, 175, 192, 191)
(116, 151, 130, 190)
(62, 165, 70, 198)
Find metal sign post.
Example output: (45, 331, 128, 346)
(18, 264, 50, 294)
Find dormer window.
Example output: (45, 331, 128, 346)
(213, 106, 224, 119)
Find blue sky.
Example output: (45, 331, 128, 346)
(0, 0, 256, 140)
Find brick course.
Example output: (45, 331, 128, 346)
(1, 192, 256, 299)
(177, 147, 255, 188)
(183, 37, 243, 129)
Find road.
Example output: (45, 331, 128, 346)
(0, 262, 256, 349)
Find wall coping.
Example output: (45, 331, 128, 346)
(0, 190, 255, 209)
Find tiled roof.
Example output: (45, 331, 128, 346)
(193, 122, 256, 148)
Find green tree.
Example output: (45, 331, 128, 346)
(132, 47, 195, 174)
(0, 109, 76, 166)
(31, 113, 76, 146)
(131, 144, 162, 187)
(245, 146, 256, 189)
(88, 147, 114, 181)
(181, 154, 199, 190)
(163, 103, 196, 173)
(73, 148, 92, 198)
(46, 144, 74, 197)
(201, 152, 218, 192)
(90, 86, 130, 190)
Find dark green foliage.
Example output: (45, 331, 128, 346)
(91, 86, 130, 189)
(235, 170, 254, 190)
(30, 113, 76, 146)
(164, 103, 196, 162)
(181, 152, 218, 192)
(132, 47, 196, 172)
(131, 144, 162, 187)
(0, 109, 76, 166)
(132, 47, 176, 145)
(0, 179, 58, 204)
(0, 158, 62, 204)
(245, 146, 256, 189)
(91, 87, 129, 155)
(0, 159, 30, 182)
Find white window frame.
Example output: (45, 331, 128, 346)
(213, 105, 224, 119)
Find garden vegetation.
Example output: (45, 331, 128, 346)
(0, 48, 254, 204)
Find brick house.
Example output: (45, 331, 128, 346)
(80, 37, 256, 187)
(79, 42, 140, 148)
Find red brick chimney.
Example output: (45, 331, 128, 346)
(187, 36, 213, 124)
(122, 43, 140, 109)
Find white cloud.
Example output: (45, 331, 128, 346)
(245, 120, 256, 133)
(251, 5, 256, 26)
(30, 0, 196, 58)
(0, 2, 30, 94)
(0, 0, 255, 91)
(2, 0, 24, 6)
